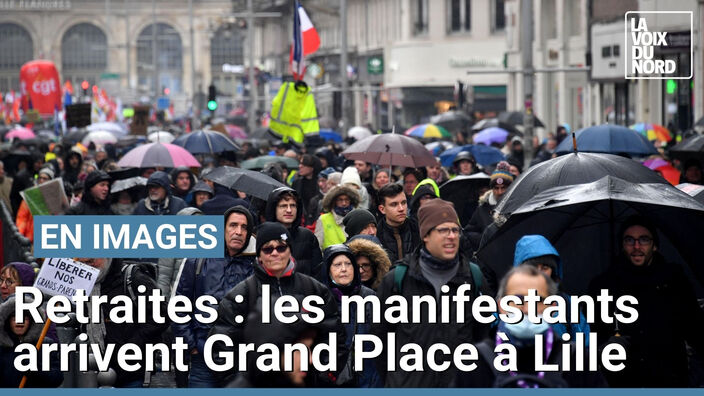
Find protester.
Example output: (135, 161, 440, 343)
(454, 265, 607, 387)
(452, 151, 477, 176)
(200, 181, 249, 216)
(408, 178, 439, 221)
(375, 183, 419, 263)
(372, 199, 486, 387)
(465, 161, 513, 252)
(347, 237, 391, 291)
(15, 167, 55, 242)
(426, 160, 449, 185)
(191, 181, 214, 210)
(354, 160, 373, 185)
(680, 159, 703, 184)
(341, 166, 370, 210)
(0, 262, 35, 302)
(170, 166, 196, 203)
(590, 215, 704, 387)
(65, 170, 114, 215)
(305, 167, 336, 225)
(402, 168, 423, 199)
(293, 154, 321, 221)
(173, 205, 257, 387)
(265, 187, 323, 279)
(133, 171, 187, 215)
(343, 208, 377, 238)
(62, 146, 83, 187)
(208, 222, 346, 386)
(0, 160, 13, 214)
(314, 185, 359, 249)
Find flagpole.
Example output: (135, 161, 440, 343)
(247, 0, 257, 134)
(340, 0, 349, 137)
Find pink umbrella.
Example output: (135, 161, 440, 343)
(225, 124, 247, 140)
(117, 142, 201, 168)
(642, 157, 669, 170)
(5, 127, 35, 141)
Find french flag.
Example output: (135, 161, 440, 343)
(291, 1, 320, 80)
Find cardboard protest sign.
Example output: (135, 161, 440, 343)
(131, 105, 150, 135)
(34, 258, 100, 298)
(65, 103, 92, 128)
(20, 178, 69, 216)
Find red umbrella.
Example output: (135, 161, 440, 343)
(342, 133, 437, 168)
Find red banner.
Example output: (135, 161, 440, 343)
(20, 60, 62, 116)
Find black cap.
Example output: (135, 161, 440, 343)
(342, 208, 376, 237)
(84, 170, 111, 190)
(255, 222, 292, 256)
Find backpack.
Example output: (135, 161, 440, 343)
(122, 261, 158, 301)
(392, 260, 483, 295)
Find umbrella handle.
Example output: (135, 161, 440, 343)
(572, 130, 578, 153)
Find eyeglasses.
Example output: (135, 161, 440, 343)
(359, 263, 372, 271)
(331, 261, 353, 269)
(434, 226, 461, 237)
(0, 278, 16, 287)
(623, 236, 653, 246)
(261, 245, 288, 255)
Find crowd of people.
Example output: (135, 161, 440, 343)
(0, 124, 703, 388)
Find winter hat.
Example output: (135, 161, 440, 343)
(38, 167, 55, 180)
(7, 262, 36, 287)
(343, 208, 376, 237)
(255, 222, 292, 256)
(318, 167, 336, 180)
(192, 181, 214, 196)
(341, 166, 363, 189)
(418, 199, 460, 238)
(84, 170, 111, 190)
(490, 161, 514, 188)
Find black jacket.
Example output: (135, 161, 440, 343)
(464, 191, 496, 252)
(265, 187, 323, 280)
(292, 176, 319, 222)
(376, 217, 420, 264)
(371, 248, 488, 387)
(201, 184, 249, 216)
(65, 189, 115, 215)
(589, 252, 704, 387)
(208, 261, 347, 386)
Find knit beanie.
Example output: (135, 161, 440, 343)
(255, 222, 292, 256)
(418, 199, 460, 238)
(7, 262, 36, 287)
(341, 166, 363, 189)
(490, 161, 514, 188)
(38, 167, 55, 180)
(343, 208, 376, 237)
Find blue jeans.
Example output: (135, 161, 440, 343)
(188, 353, 217, 388)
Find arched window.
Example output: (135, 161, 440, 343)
(210, 27, 245, 99)
(61, 23, 108, 89)
(0, 23, 33, 92)
(137, 23, 182, 95)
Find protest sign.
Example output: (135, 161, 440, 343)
(33, 258, 100, 299)
(20, 178, 69, 216)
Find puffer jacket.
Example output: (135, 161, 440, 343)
(208, 259, 347, 386)
(375, 216, 420, 264)
(265, 187, 323, 280)
(0, 297, 63, 388)
(371, 247, 487, 387)
(323, 245, 382, 387)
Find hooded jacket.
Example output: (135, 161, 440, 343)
(409, 179, 439, 221)
(170, 166, 196, 201)
(315, 185, 360, 249)
(200, 183, 250, 216)
(208, 259, 347, 386)
(173, 206, 257, 354)
(133, 171, 187, 215)
(323, 245, 381, 387)
(65, 170, 115, 215)
(347, 237, 392, 290)
(265, 187, 323, 280)
(464, 189, 498, 252)
(61, 148, 83, 187)
(0, 297, 63, 387)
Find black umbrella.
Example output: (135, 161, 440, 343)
(111, 176, 147, 193)
(470, 118, 523, 136)
(62, 130, 89, 146)
(202, 166, 286, 200)
(478, 175, 704, 295)
(677, 183, 704, 204)
(497, 111, 545, 128)
(494, 152, 669, 217)
(430, 110, 473, 131)
(439, 173, 490, 225)
(249, 127, 278, 141)
(669, 134, 704, 162)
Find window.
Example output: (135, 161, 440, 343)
(613, 45, 620, 57)
(494, 0, 505, 31)
(211, 27, 244, 70)
(448, 0, 471, 33)
(137, 23, 182, 94)
(412, 0, 429, 35)
(0, 23, 33, 92)
(602, 46, 611, 58)
(61, 23, 107, 89)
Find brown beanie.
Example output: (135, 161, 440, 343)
(418, 199, 460, 238)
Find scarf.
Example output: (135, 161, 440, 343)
(419, 247, 459, 270)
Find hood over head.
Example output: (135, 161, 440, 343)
(347, 237, 391, 290)
(224, 205, 255, 255)
(321, 185, 360, 213)
(0, 296, 48, 346)
(323, 244, 361, 293)
(513, 235, 562, 281)
(265, 186, 302, 228)
(146, 171, 172, 194)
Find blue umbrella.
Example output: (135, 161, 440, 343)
(172, 129, 240, 155)
(318, 129, 343, 143)
(555, 124, 658, 157)
(440, 144, 506, 167)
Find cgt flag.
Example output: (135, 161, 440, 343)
(290, 1, 320, 80)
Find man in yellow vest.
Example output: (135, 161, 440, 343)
(314, 185, 359, 249)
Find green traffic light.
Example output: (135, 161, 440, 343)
(207, 100, 218, 111)
(666, 79, 677, 95)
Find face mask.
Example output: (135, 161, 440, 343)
(503, 315, 549, 341)
(334, 205, 353, 216)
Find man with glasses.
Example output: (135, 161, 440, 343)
(372, 199, 486, 387)
(265, 186, 323, 280)
(589, 215, 704, 387)
(209, 222, 347, 386)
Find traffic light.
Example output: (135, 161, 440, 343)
(207, 84, 217, 111)
(81, 80, 89, 95)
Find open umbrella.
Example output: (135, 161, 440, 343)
(425, 141, 456, 156)
(342, 133, 437, 168)
(111, 176, 147, 193)
(172, 130, 240, 155)
(5, 127, 35, 141)
(249, 127, 277, 141)
(677, 183, 704, 204)
(630, 122, 673, 143)
(148, 131, 176, 143)
(117, 142, 201, 168)
(241, 155, 299, 170)
(87, 121, 126, 135)
(82, 131, 118, 146)
(225, 124, 248, 140)
(555, 124, 658, 157)
(471, 118, 523, 136)
(430, 110, 472, 131)
(404, 124, 452, 139)
(494, 152, 670, 217)
(439, 173, 490, 224)
(348, 126, 373, 141)
(477, 175, 704, 295)
(439, 144, 506, 167)
(318, 129, 343, 143)
(202, 166, 286, 200)
(472, 127, 509, 145)
(669, 134, 704, 162)
(62, 130, 89, 146)
(497, 111, 545, 128)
